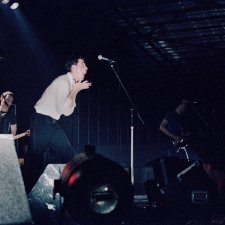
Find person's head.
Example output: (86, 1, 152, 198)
(0, 91, 14, 112)
(175, 99, 189, 114)
(65, 55, 88, 82)
(193, 135, 225, 179)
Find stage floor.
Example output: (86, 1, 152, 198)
(26, 164, 212, 225)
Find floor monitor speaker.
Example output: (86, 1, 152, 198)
(0, 134, 31, 224)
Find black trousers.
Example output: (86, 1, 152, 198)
(25, 112, 75, 193)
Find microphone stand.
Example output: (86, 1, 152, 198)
(190, 104, 214, 135)
(191, 104, 209, 129)
(107, 62, 144, 186)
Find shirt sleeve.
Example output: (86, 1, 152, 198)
(54, 78, 76, 116)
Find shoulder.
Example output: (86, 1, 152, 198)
(5, 108, 16, 119)
(53, 74, 68, 82)
(52, 74, 70, 86)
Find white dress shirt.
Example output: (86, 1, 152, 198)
(35, 73, 76, 120)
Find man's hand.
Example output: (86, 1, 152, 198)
(173, 135, 183, 142)
(72, 80, 92, 92)
(68, 80, 92, 99)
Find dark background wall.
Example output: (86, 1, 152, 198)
(1, 1, 225, 193)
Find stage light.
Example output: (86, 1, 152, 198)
(10, 2, 19, 9)
(89, 183, 118, 214)
(55, 148, 133, 225)
(2, 0, 10, 4)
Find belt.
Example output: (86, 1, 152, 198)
(35, 112, 57, 124)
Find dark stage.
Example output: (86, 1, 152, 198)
(1, 0, 225, 224)
(0, 137, 222, 225)
(26, 159, 221, 225)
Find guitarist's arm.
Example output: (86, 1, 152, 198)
(159, 119, 183, 142)
(11, 124, 17, 136)
(13, 129, 30, 140)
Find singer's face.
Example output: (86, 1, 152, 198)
(71, 59, 88, 82)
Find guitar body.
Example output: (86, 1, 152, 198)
(172, 139, 189, 148)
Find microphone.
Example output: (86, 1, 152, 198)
(98, 55, 115, 63)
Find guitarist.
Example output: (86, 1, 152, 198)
(0, 91, 30, 167)
(159, 99, 195, 159)
(0, 91, 17, 136)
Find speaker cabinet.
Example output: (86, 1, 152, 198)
(0, 134, 31, 224)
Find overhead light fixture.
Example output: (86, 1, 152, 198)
(10, 2, 19, 9)
(2, 0, 10, 4)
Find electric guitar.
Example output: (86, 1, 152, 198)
(172, 139, 189, 148)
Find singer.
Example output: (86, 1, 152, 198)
(0, 91, 17, 135)
(27, 54, 92, 193)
